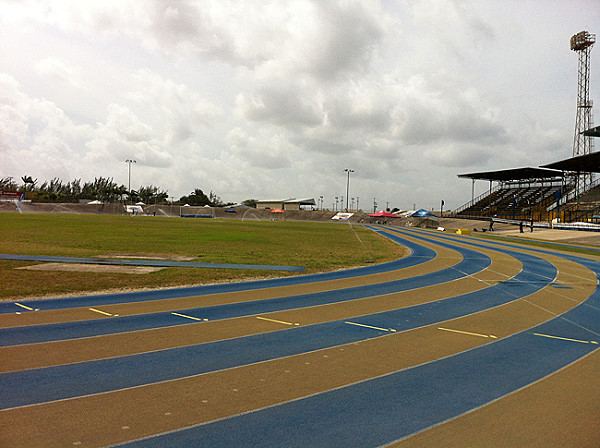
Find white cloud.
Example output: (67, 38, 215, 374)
(226, 127, 294, 169)
(127, 70, 222, 145)
(235, 83, 323, 128)
(86, 104, 173, 167)
(0, 73, 94, 180)
(35, 57, 85, 90)
(1, 1, 599, 210)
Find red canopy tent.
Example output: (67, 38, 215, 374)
(269, 208, 284, 213)
(368, 210, 398, 218)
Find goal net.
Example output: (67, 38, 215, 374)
(180, 206, 215, 218)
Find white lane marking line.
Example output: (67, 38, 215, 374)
(345, 321, 396, 332)
(438, 327, 497, 339)
(15, 302, 39, 311)
(533, 332, 598, 345)
(89, 307, 119, 317)
(256, 316, 299, 326)
(171, 312, 207, 321)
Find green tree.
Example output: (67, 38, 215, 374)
(0, 177, 18, 191)
(179, 188, 212, 206)
(21, 175, 37, 191)
(138, 185, 169, 204)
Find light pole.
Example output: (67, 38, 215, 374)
(125, 159, 136, 199)
(320, 195, 323, 210)
(335, 196, 338, 211)
(356, 196, 359, 211)
(344, 169, 354, 211)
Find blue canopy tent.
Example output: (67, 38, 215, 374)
(410, 209, 437, 218)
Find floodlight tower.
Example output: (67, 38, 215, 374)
(570, 31, 596, 188)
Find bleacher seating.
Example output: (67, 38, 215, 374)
(560, 184, 600, 222)
(457, 183, 562, 221)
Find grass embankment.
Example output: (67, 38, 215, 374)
(0, 213, 406, 301)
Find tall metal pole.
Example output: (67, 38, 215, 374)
(571, 31, 596, 190)
(344, 169, 354, 211)
(125, 159, 136, 198)
(125, 159, 136, 203)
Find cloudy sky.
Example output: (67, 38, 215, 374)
(1, 1, 599, 211)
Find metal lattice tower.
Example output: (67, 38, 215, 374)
(571, 30, 595, 188)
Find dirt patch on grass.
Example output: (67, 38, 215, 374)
(98, 253, 196, 261)
(17, 263, 164, 274)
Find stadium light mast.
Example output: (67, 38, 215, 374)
(125, 159, 136, 194)
(344, 169, 354, 211)
(570, 31, 596, 189)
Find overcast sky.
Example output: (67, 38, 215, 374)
(1, 1, 599, 211)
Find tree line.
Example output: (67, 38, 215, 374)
(0, 176, 255, 207)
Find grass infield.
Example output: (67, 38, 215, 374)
(0, 213, 406, 301)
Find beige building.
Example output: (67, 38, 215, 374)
(256, 198, 316, 211)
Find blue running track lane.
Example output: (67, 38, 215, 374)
(107, 230, 600, 448)
(113, 305, 599, 448)
(0, 240, 554, 409)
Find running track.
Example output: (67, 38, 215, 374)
(0, 226, 598, 447)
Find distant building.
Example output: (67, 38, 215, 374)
(256, 198, 316, 211)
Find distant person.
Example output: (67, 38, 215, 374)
(519, 221, 524, 233)
(489, 219, 494, 232)
(530, 219, 534, 233)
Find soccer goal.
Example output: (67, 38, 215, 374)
(180, 206, 215, 218)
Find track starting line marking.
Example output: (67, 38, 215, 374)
(14, 303, 39, 311)
(89, 307, 119, 317)
(256, 316, 300, 326)
(345, 321, 396, 332)
(171, 312, 208, 322)
(438, 327, 497, 339)
(533, 332, 598, 345)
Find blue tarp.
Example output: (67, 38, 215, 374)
(410, 209, 437, 218)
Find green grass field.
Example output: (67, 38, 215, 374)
(0, 213, 406, 301)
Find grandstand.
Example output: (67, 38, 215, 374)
(455, 30, 598, 226)
(455, 152, 600, 224)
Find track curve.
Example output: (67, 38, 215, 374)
(0, 226, 598, 447)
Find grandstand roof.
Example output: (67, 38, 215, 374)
(583, 125, 600, 137)
(457, 167, 562, 182)
(541, 151, 600, 173)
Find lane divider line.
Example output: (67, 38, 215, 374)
(345, 321, 397, 333)
(438, 327, 497, 339)
(14, 303, 39, 311)
(256, 316, 300, 326)
(171, 312, 207, 322)
(533, 332, 598, 345)
(89, 307, 119, 317)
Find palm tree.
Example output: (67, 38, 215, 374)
(21, 175, 37, 191)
